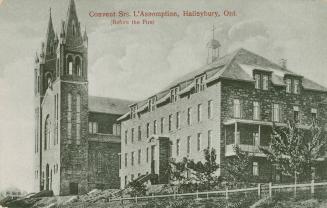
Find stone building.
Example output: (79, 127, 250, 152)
(118, 34, 327, 188)
(33, 0, 133, 195)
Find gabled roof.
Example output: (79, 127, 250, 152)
(88, 96, 134, 115)
(127, 48, 327, 111)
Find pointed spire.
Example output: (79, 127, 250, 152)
(83, 26, 88, 41)
(65, 0, 82, 44)
(45, 7, 55, 57)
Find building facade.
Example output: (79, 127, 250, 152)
(119, 38, 327, 188)
(33, 0, 133, 195)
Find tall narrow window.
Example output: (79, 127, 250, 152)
(67, 93, 72, 141)
(293, 106, 299, 123)
(138, 126, 141, 141)
(146, 147, 149, 163)
(187, 107, 191, 125)
(208, 130, 212, 149)
(311, 108, 317, 121)
(272, 104, 280, 122)
(124, 130, 128, 144)
(253, 162, 259, 176)
(44, 115, 51, 150)
(187, 136, 191, 154)
(125, 153, 128, 167)
(130, 105, 137, 119)
(131, 128, 134, 143)
(233, 99, 241, 118)
(170, 87, 179, 103)
(148, 97, 156, 112)
(197, 133, 202, 151)
(131, 152, 134, 166)
(197, 104, 202, 122)
(195, 75, 205, 92)
(254, 74, 260, 89)
(262, 75, 268, 90)
(146, 123, 150, 138)
(176, 112, 180, 129)
(97, 152, 102, 172)
(294, 79, 300, 94)
(253, 132, 259, 146)
(67, 56, 73, 75)
(76, 94, 81, 144)
(253, 101, 260, 120)
(75, 56, 81, 76)
(153, 120, 157, 134)
(208, 100, 213, 119)
(286, 79, 292, 93)
(169, 114, 172, 131)
(176, 139, 180, 156)
(138, 149, 141, 164)
(160, 117, 164, 134)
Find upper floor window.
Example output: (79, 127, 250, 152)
(131, 152, 134, 166)
(187, 107, 192, 125)
(169, 114, 173, 131)
(311, 108, 317, 120)
(253, 101, 260, 120)
(176, 139, 180, 156)
(124, 153, 128, 167)
(75, 56, 82, 76)
(148, 97, 156, 112)
(272, 103, 280, 122)
(130, 105, 137, 119)
(160, 117, 165, 134)
(146, 123, 150, 138)
(88, 121, 98, 134)
(294, 79, 300, 94)
(124, 130, 128, 144)
(138, 149, 141, 164)
(67, 55, 73, 75)
(254, 74, 260, 89)
(170, 87, 179, 103)
(176, 112, 180, 129)
(253, 162, 259, 176)
(197, 133, 202, 151)
(153, 120, 157, 134)
(286, 79, 292, 93)
(195, 75, 205, 93)
(262, 75, 269, 90)
(138, 126, 141, 141)
(113, 124, 121, 136)
(187, 136, 191, 154)
(44, 115, 51, 150)
(131, 128, 134, 143)
(197, 104, 202, 122)
(208, 100, 213, 119)
(233, 99, 241, 118)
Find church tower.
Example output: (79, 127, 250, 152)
(207, 25, 221, 64)
(34, 0, 89, 195)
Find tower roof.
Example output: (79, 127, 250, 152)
(44, 8, 55, 56)
(207, 39, 221, 49)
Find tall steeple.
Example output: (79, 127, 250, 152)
(45, 8, 56, 58)
(207, 25, 221, 64)
(64, 0, 82, 45)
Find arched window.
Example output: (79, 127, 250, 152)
(67, 93, 72, 142)
(75, 56, 82, 76)
(76, 94, 81, 144)
(67, 55, 73, 75)
(44, 115, 51, 150)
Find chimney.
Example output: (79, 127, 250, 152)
(280, 59, 287, 69)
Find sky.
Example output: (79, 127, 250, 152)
(0, 0, 326, 192)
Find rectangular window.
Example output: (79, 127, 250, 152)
(146, 123, 150, 138)
(125, 153, 128, 167)
(253, 162, 259, 176)
(125, 130, 128, 144)
(195, 75, 205, 92)
(311, 108, 317, 120)
(131, 128, 134, 143)
(197, 104, 202, 122)
(293, 106, 299, 123)
(254, 74, 260, 89)
(130, 105, 137, 119)
(148, 97, 156, 112)
(233, 99, 241, 118)
(146, 147, 149, 163)
(294, 79, 299, 94)
(138, 149, 141, 164)
(176, 139, 180, 156)
(262, 75, 268, 90)
(131, 152, 134, 166)
(208, 100, 213, 119)
(187, 107, 191, 125)
(253, 101, 260, 120)
(176, 112, 180, 129)
(169, 114, 172, 131)
(153, 120, 157, 134)
(208, 130, 212, 149)
(197, 133, 202, 151)
(89, 122, 98, 134)
(253, 132, 259, 146)
(138, 126, 141, 141)
(286, 79, 292, 93)
(187, 136, 191, 154)
(160, 117, 164, 134)
(170, 87, 179, 103)
(272, 104, 280, 122)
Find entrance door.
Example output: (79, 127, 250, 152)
(69, 182, 78, 195)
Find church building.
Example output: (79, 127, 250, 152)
(33, 0, 133, 195)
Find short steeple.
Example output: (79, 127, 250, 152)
(207, 25, 221, 64)
(45, 8, 56, 58)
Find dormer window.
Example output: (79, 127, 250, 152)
(148, 97, 156, 112)
(294, 79, 300, 94)
(254, 74, 260, 89)
(170, 87, 179, 103)
(195, 75, 206, 92)
(285, 77, 301, 94)
(253, 72, 269, 90)
(286, 79, 292, 93)
(262, 75, 269, 90)
(130, 105, 137, 119)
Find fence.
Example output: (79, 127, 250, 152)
(107, 180, 327, 204)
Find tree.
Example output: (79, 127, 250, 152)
(260, 121, 327, 184)
(224, 145, 256, 185)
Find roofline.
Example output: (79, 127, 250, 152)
(88, 110, 126, 116)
